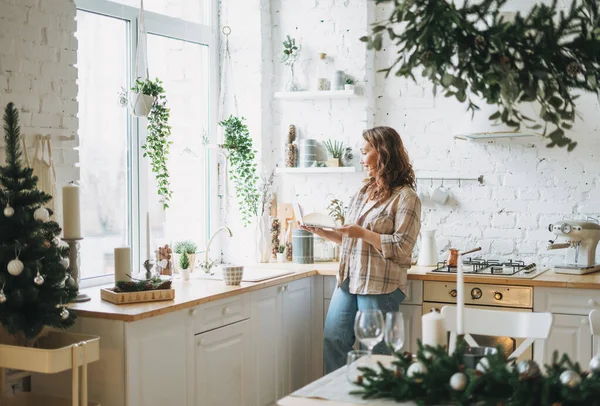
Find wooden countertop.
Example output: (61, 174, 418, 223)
(70, 262, 600, 322)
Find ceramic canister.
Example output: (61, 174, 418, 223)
(292, 229, 314, 264)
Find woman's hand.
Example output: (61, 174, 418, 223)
(335, 224, 365, 239)
(298, 224, 326, 237)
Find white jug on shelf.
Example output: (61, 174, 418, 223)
(417, 229, 438, 266)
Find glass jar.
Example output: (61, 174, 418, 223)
(317, 53, 330, 91)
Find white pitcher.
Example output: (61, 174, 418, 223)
(417, 229, 438, 266)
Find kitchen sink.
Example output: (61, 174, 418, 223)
(192, 267, 294, 282)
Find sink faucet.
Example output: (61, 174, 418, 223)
(200, 226, 233, 273)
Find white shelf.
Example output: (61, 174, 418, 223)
(454, 131, 539, 141)
(274, 89, 358, 100)
(275, 167, 357, 174)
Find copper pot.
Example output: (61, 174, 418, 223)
(447, 249, 459, 266)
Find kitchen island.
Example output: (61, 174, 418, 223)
(31, 263, 600, 406)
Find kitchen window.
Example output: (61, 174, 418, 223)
(75, 0, 217, 286)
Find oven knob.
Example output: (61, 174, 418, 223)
(449, 289, 457, 298)
(494, 292, 503, 301)
(471, 288, 482, 300)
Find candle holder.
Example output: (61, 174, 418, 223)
(143, 259, 155, 280)
(62, 237, 91, 303)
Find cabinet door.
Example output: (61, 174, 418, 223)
(125, 310, 194, 406)
(399, 304, 423, 354)
(282, 278, 312, 395)
(250, 285, 282, 406)
(545, 314, 593, 366)
(195, 320, 251, 406)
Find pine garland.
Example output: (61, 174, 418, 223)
(351, 339, 600, 405)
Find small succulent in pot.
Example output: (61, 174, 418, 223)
(344, 77, 355, 91)
(276, 245, 286, 263)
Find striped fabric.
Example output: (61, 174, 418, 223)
(338, 184, 421, 295)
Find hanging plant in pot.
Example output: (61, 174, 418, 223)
(218, 115, 259, 226)
(361, 0, 600, 150)
(121, 78, 173, 209)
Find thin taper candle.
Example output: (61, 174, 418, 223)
(146, 212, 151, 260)
(456, 256, 464, 335)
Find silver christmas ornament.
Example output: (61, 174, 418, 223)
(450, 372, 468, 391)
(560, 370, 581, 388)
(4, 204, 14, 217)
(589, 355, 600, 374)
(60, 257, 70, 269)
(7, 258, 24, 276)
(517, 360, 541, 379)
(60, 308, 69, 320)
(34, 271, 44, 285)
(406, 361, 427, 382)
(0, 289, 6, 304)
(34, 207, 50, 222)
(66, 276, 76, 288)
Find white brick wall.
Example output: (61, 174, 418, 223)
(221, 0, 600, 267)
(0, 0, 79, 221)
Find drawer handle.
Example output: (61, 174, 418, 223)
(589, 299, 597, 307)
(198, 339, 205, 346)
(189, 309, 197, 317)
(582, 319, 589, 326)
(283, 285, 288, 292)
(222, 307, 231, 315)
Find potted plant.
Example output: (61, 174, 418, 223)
(276, 245, 286, 263)
(344, 77, 355, 92)
(120, 78, 172, 209)
(327, 198, 345, 226)
(323, 139, 344, 167)
(218, 115, 259, 226)
(179, 251, 190, 281)
(174, 240, 198, 273)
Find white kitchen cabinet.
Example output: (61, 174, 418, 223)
(534, 287, 597, 365)
(125, 309, 195, 406)
(250, 278, 313, 406)
(544, 314, 592, 367)
(399, 304, 423, 354)
(195, 320, 252, 406)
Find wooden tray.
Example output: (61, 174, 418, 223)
(0, 393, 100, 406)
(100, 287, 175, 304)
(0, 332, 100, 374)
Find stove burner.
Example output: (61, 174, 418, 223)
(431, 258, 536, 276)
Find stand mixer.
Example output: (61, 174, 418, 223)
(547, 219, 600, 275)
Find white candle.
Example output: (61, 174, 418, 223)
(422, 309, 446, 348)
(146, 212, 151, 260)
(114, 247, 132, 283)
(456, 257, 464, 335)
(62, 183, 81, 239)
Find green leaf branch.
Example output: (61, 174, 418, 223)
(362, 0, 600, 151)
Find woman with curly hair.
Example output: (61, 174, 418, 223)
(300, 126, 421, 373)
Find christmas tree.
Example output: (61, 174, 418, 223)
(0, 102, 77, 341)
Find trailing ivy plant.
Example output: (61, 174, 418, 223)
(362, 0, 600, 151)
(218, 115, 259, 226)
(133, 77, 173, 208)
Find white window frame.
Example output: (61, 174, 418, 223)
(75, 0, 219, 287)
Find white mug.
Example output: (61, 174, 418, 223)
(430, 185, 449, 205)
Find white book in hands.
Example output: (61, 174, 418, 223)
(292, 200, 337, 229)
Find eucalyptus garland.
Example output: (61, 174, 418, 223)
(352, 339, 600, 405)
(218, 115, 259, 226)
(134, 78, 173, 209)
(362, 0, 600, 150)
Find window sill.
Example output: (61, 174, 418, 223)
(80, 274, 114, 289)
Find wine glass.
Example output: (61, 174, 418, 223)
(385, 311, 405, 353)
(354, 309, 384, 361)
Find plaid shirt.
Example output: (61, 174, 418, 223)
(338, 184, 421, 295)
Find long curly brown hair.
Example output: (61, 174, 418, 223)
(362, 126, 416, 201)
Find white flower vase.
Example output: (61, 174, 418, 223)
(256, 215, 271, 263)
(130, 91, 154, 117)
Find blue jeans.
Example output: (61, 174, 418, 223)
(323, 278, 406, 374)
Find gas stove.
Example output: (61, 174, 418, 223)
(428, 258, 548, 279)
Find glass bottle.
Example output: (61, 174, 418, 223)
(317, 53, 330, 91)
